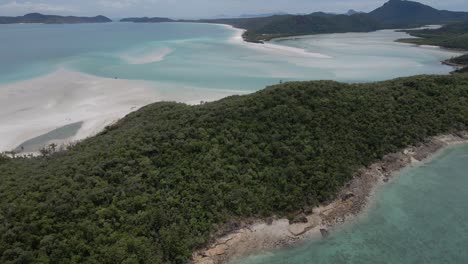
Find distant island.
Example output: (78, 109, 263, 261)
(0, 13, 112, 24)
(120, 17, 174, 23)
(120, 0, 468, 43)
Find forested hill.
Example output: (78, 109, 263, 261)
(398, 21, 468, 71)
(197, 13, 381, 43)
(1, 74, 468, 263)
(120, 17, 174, 23)
(369, 0, 468, 27)
(400, 21, 468, 50)
(120, 0, 468, 43)
(0, 13, 112, 24)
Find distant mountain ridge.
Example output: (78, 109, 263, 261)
(119, 0, 468, 43)
(120, 17, 174, 23)
(0, 13, 112, 24)
(369, 0, 468, 26)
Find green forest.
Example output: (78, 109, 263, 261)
(399, 21, 468, 50)
(1, 73, 468, 263)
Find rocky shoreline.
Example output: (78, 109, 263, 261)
(192, 133, 468, 264)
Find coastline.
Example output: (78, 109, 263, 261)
(192, 133, 468, 264)
(220, 24, 332, 59)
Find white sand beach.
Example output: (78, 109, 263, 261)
(221, 24, 333, 59)
(0, 69, 244, 153)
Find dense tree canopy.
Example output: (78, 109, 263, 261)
(400, 21, 468, 50)
(1, 74, 468, 263)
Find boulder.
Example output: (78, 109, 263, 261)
(289, 213, 308, 224)
(341, 192, 355, 201)
(320, 228, 329, 238)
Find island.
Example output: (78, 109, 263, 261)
(120, 17, 174, 23)
(0, 13, 112, 24)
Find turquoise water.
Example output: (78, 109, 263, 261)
(0, 22, 463, 88)
(14, 122, 83, 153)
(238, 144, 468, 264)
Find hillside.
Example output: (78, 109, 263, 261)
(0, 13, 112, 24)
(369, 0, 468, 27)
(399, 21, 468, 50)
(120, 17, 174, 23)
(120, 0, 468, 43)
(397, 21, 468, 71)
(1, 74, 468, 263)
(192, 13, 380, 42)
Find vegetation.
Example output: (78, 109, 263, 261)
(398, 21, 468, 72)
(0, 13, 111, 24)
(399, 21, 468, 50)
(1, 74, 468, 263)
(196, 13, 381, 42)
(368, 0, 468, 27)
(450, 54, 468, 66)
(120, 0, 468, 43)
(120, 17, 174, 23)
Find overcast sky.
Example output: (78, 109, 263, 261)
(0, 0, 467, 18)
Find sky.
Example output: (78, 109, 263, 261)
(0, 0, 467, 18)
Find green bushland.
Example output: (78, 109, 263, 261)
(198, 13, 381, 42)
(398, 21, 468, 72)
(449, 54, 468, 65)
(1, 74, 468, 263)
(399, 21, 468, 50)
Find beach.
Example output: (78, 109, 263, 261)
(192, 133, 468, 264)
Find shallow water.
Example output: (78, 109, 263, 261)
(14, 122, 83, 153)
(238, 144, 468, 264)
(0, 22, 463, 87)
(0, 22, 464, 151)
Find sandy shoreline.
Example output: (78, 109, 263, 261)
(219, 24, 332, 59)
(192, 133, 468, 264)
(0, 69, 245, 153)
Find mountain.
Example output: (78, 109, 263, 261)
(0, 13, 112, 24)
(121, 0, 468, 43)
(197, 13, 381, 42)
(346, 9, 364, 16)
(120, 17, 174, 23)
(1, 74, 468, 263)
(369, 0, 468, 26)
(239, 12, 289, 18)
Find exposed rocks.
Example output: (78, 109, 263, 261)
(320, 229, 329, 238)
(289, 213, 308, 224)
(341, 192, 355, 201)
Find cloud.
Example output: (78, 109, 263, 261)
(0, 1, 76, 15)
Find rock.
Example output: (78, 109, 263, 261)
(303, 206, 314, 215)
(266, 217, 274, 225)
(320, 228, 329, 238)
(289, 213, 308, 224)
(206, 244, 228, 257)
(341, 192, 355, 201)
(288, 224, 308, 236)
(383, 177, 389, 183)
